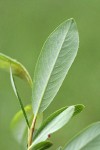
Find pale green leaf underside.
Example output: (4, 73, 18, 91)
(30, 105, 84, 148)
(0, 53, 32, 87)
(30, 141, 53, 150)
(32, 18, 79, 116)
(64, 122, 100, 150)
(11, 105, 43, 148)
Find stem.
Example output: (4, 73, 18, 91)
(28, 117, 36, 149)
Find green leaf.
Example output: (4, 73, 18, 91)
(30, 105, 84, 149)
(63, 122, 100, 150)
(10, 67, 30, 127)
(11, 105, 43, 148)
(0, 53, 32, 87)
(32, 18, 79, 117)
(73, 104, 85, 116)
(30, 141, 53, 150)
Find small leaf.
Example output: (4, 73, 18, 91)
(63, 122, 100, 150)
(11, 105, 43, 148)
(32, 18, 79, 118)
(30, 141, 53, 150)
(10, 67, 30, 127)
(0, 53, 32, 87)
(30, 105, 84, 148)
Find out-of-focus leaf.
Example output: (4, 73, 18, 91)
(30, 105, 84, 148)
(63, 122, 100, 150)
(32, 18, 79, 119)
(0, 53, 32, 87)
(30, 141, 53, 150)
(11, 105, 43, 148)
(11, 105, 32, 148)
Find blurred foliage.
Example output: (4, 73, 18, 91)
(0, 0, 100, 149)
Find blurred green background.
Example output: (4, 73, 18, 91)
(0, 0, 100, 149)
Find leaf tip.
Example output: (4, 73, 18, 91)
(67, 18, 76, 25)
(74, 104, 85, 116)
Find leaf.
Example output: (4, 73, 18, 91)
(63, 122, 100, 150)
(29, 105, 84, 149)
(0, 53, 32, 87)
(30, 141, 53, 150)
(32, 18, 79, 117)
(10, 67, 30, 127)
(11, 105, 32, 147)
(11, 105, 43, 148)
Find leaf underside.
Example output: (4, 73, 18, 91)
(30, 105, 84, 148)
(64, 122, 100, 150)
(32, 18, 79, 117)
